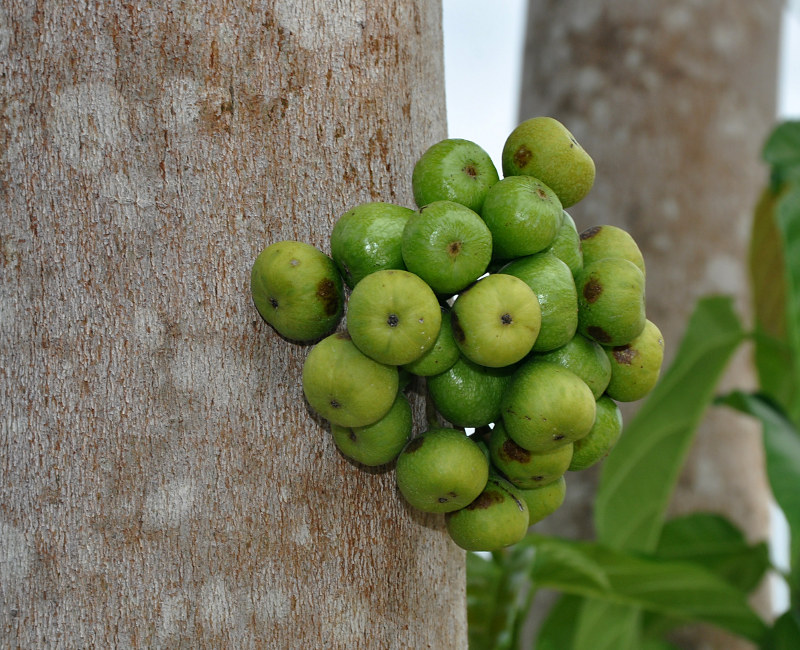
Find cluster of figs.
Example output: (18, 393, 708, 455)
(250, 117, 664, 551)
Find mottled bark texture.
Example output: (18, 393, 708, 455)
(519, 2, 780, 648)
(0, 1, 467, 648)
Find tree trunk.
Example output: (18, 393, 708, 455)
(518, 1, 780, 647)
(0, 1, 467, 647)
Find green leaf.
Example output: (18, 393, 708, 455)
(717, 391, 800, 581)
(749, 187, 798, 419)
(525, 535, 768, 643)
(766, 610, 800, 649)
(774, 185, 800, 424)
(466, 547, 536, 650)
(535, 594, 582, 650)
(656, 512, 770, 593)
(594, 295, 745, 553)
(572, 601, 641, 650)
(762, 121, 800, 182)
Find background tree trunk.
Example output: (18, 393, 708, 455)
(0, 1, 467, 647)
(518, 1, 781, 647)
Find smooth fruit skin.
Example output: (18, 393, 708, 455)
(445, 476, 529, 551)
(251, 240, 344, 342)
(480, 175, 562, 260)
(534, 333, 612, 400)
(412, 138, 500, 213)
(501, 251, 578, 352)
(401, 200, 493, 296)
(451, 274, 542, 368)
(576, 257, 646, 346)
(604, 319, 665, 402)
(330, 202, 415, 288)
(569, 395, 623, 471)
(395, 428, 489, 514)
(427, 356, 515, 428)
(501, 360, 596, 453)
(518, 476, 566, 526)
(488, 420, 573, 489)
(401, 307, 460, 377)
(302, 332, 398, 428)
(331, 392, 413, 467)
(579, 224, 646, 278)
(502, 116, 595, 208)
(547, 211, 583, 277)
(346, 269, 441, 366)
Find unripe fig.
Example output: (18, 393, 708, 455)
(488, 420, 573, 489)
(451, 273, 542, 368)
(569, 395, 623, 471)
(501, 251, 578, 352)
(480, 175, 562, 260)
(401, 307, 460, 377)
(576, 257, 646, 346)
(251, 240, 344, 342)
(395, 428, 489, 514)
(412, 138, 500, 213)
(547, 211, 583, 277)
(502, 116, 595, 208)
(427, 356, 514, 429)
(330, 202, 414, 288)
(302, 332, 398, 427)
(501, 360, 596, 453)
(604, 319, 665, 402)
(580, 224, 645, 278)
(534, 333, 612, 399)
(445, 476, 530, 551)
(346, 269, 441, 366)
(331, 392, 413, 467)
(518, 476, 566, 526)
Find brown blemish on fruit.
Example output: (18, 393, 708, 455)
(466, 489, 503, 510)
(513, 145, 532, 169)
(496, 483, 527, 512)
(501, 313, 512, 325)
(316, 278, 340, 316)
(613, 345, 638, 365)
(447, 240, 462, 256)
(583, 279, 602, 303)
(580, 226, 602, 241)
(463, 164, 477, 177)
(405, 437, 425, 453)
(536, 188, 548, 200)
(438, 491, 458, 503)
(335, 331, 351, 340)
(587, 325, 612, 343)
(502, 438, 530, 463)
(451, 312, 465, 343)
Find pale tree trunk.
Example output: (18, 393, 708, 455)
(0, 1, 468, 648)
(518, 2, 781, 648)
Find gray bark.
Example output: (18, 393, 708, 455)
(518, 2, 781, 647)
(0, 1, 467, 647)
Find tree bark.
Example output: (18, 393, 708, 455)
(518, 2, 780, 647)
(0, 1, 467, 647)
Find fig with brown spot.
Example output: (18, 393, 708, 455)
(395, 428, 489, 514)
(445, 476, 530, 551)
(251, 240, 344, 342)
